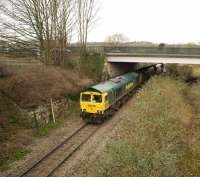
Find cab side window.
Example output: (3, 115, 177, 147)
(105, 96, 108, 102)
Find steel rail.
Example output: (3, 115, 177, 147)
(19, 123, 88, 177)
(46, 126, 100, 177)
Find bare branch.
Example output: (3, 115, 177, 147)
(76, 0, 100, 55)
(0, 0, 76, 64)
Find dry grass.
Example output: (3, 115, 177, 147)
(191, 65, 200, 78)
(91, 76, 200, 177)
(180, 81, 200, 176)
(186, 82, 200, 114)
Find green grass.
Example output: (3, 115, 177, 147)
(13, 149, 31, 161)
(0, 56, 25, 63)
(0, 56, 15, 61)
(0, 148, 31, 172)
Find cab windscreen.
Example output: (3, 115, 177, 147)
(92, 95, 102, 103)
(82, 94, 91, 102)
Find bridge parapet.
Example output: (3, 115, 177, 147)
(104, 46, 200, 56)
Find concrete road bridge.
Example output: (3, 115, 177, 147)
(104, 46, 200, 77)
(107, 53, 200, 64)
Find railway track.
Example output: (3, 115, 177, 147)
(19, 123, 100, 177)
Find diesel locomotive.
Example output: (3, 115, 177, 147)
(80, 64, 164, 123)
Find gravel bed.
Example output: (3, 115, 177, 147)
(51, 100, 134, 177)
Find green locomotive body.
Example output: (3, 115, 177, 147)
(80, 72, 140, 123)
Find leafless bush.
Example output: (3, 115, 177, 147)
(167, 64, 193, 81)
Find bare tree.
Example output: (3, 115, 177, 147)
(0, 0, 75, 64)
(76, 0, 99, 57)
(105, 33, 129, 47)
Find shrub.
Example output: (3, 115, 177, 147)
(80, 52, 105, 82)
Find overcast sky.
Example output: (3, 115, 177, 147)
(88, 0, 200, 44)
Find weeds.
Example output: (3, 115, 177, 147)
(34, 121, 62, 137)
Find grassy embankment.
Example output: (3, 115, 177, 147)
(0, 52, 105, 171)
(90, 75, 200, 177)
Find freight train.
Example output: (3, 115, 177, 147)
(80, 64, 164, 123)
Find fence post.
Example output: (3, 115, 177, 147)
(50, 98, 56, 123)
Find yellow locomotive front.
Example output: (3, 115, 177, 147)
(80, 91, 108, 113)
(80, 91, 109, 123)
